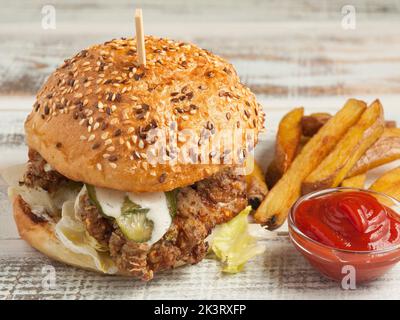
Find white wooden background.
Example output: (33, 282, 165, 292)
(1, 0, 400, 300)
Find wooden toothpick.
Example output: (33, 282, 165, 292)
(135, 8, 146, 67)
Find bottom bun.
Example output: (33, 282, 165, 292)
(13, 195, 125, 275)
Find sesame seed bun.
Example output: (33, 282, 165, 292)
(25, 36, 264, 192)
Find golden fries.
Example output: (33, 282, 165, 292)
(265, 161, 281, 189)
(301, 113, 332, 137)
(245, 158, 268, 209)
(273, 107, 304, 169)
(302, 100, 384, 195)
(347, 128, 400, 177)
(369, 167, 400, 200)
(301, 115, 395, 139)
(265, 108, 304, 188)
(341, 174, 366, 189)
(254, 99, 367, 229)
(385, 120, 397, 128)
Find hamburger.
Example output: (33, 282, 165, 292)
(10, 36, 265, 280)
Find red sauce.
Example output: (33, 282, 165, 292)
(294, 191, 400, 251)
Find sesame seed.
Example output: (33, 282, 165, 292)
(101, 122, 108, 130)
(108, 155, 118, 162)
(159, 173, 167, 183)
(80, 135, 87, 140)
(105, 139, 112, 145)
(109, 162, 117, 169)
(103, 153, 110, 159)
(101, 132, 109, 140)
(92, 142, 100, 150)
(131, 151, 140, 160)
(96, 163, 102, 171)
(106, 146, 115, 152)
(88, 134, 95, 142)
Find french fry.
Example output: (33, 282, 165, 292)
(254, 99, 367, 229)
(369, 167, 400, 200)
(301, 113, 332, 137)
(245, 158, 268, 209)
(274, 107, 304, 173)
(302, 100, 384, 195)
(385, 120, 397, 128)
(265, 108, 304, 188)
(302, 115, 395, 138)
(347, 128, 400, 177)
(341, 174, 366, 189)
(265, 161, 281, 189)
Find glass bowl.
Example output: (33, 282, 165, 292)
(288, 188, 400, 283)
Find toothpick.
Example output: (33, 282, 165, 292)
(135, 8, 146, 67)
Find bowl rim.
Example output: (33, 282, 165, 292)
(288, 187, 400, 255)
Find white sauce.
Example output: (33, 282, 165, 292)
(95, 187, 126, 218)
(94, 186, 172, 245)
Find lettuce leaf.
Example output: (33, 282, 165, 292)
(55, 200, 117, 274)
(8, 184, 81, 218)
(210, 206, 265, 273)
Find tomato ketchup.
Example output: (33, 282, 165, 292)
(289, 189, 400, 283)
(294, 191, 400, 251)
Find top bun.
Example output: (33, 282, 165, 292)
(25, 36, 265, 192)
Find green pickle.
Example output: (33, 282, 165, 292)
(118, 197, 153, 242)
(165, 189, 178, 217)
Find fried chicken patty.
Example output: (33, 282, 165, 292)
(23, 149, 69, 192)
(78, 168, 247, 280)
(23, 149, 248, 280)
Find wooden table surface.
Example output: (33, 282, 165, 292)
(1, 0, 400, 300)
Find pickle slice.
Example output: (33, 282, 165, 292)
(85, 186, 155, 242)
(118, 197, 153, 242)
(165, 189, 178, 217)
(116, 211, 154, 242)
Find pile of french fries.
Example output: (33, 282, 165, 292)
(254, 99, 400, 230)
